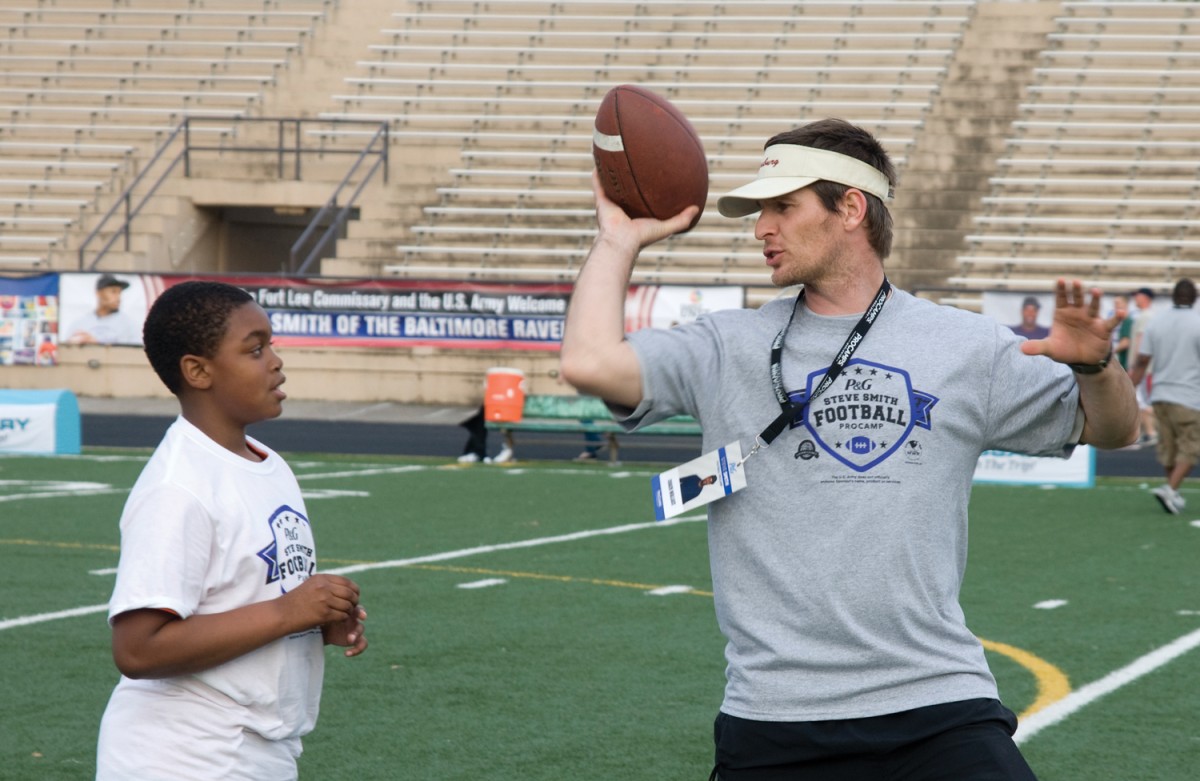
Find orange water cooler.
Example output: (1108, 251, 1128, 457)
(483, 367, 526, 423)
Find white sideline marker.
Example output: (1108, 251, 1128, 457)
(0, 604, 108, 631)
(1033, 599, 1068, 610)
(647, 585, 694, 596)
(1014, 624, 1200, 744)
(457, 578, 507, 590)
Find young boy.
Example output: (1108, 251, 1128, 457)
(96, 280, 367, 780)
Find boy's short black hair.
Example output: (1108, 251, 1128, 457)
(143, 280, 255, 394)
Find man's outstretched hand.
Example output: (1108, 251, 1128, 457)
(1020, 279, 1123, 366)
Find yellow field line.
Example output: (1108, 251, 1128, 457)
(413, 562, 1069, 719)
(978, 637, 1072, 718)
(0, 538, 119, 553)
(6, 539, 1068, 718)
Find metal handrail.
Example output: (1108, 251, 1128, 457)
(78, 116, 390, 273)
(77, 121, 189, 271)
(290, 121, 389, 275)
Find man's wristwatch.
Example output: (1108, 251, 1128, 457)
(1068, 348, 1113, 375)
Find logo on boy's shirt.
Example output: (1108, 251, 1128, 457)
(789, 359, 938, 473)
(257, 504, 316, 591)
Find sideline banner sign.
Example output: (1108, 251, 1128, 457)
(0, 389, 81, 454)
(239, 277, 742, 348)
(246, 278, 572, 349)
(977, 292, 1101, 487)
(973, 446, 1095, 488)
(0, 274, 59, 366)
(127, 275, 745, 350)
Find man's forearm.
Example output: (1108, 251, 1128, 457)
(1078, 361, 1140, 448)
(559, 232, 644, 408)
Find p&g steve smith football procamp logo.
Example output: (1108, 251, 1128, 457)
(257, 504, 316, 593)
(791, 358, 938, 472)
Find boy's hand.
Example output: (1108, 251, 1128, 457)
(323, 605, 369, 658)
(282, 573, 360, 630)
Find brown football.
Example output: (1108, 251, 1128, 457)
(592, 85, 708, 231)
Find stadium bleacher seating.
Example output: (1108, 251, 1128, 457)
(306, 0, 974, 290)
(0, 0, 1194, 320)
(951, 0, 1200, 301)
(0, 0, 329, 269)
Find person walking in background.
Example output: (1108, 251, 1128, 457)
(1128, 279, 1200, 515)
(1129, 287, 1159, 446)
(1112, 295, 1132, 368)
(561, 118, 1138, 780)
(96, 281, 367, 780)
(574, 429, 605, 461)
(457, 404, 492, 463)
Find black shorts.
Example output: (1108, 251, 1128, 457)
(711, 699, 1038, 781)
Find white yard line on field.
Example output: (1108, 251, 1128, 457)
(296, 465, 430, 480)
(0, 514, 705, 632)
(1014, 624, 1200, 744)
(0, 604, 108, 631)
(324, 514, 705, 576)
(0, 487, 125, 503)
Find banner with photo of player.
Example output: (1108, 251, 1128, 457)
(58, 272, 150, 347)
(981, 291, 1057, 341)
(624, 285, 745, 332)
(54, 274, 746, 352)
(0, 274, 59, 366)
(979, 290, 1095, 488)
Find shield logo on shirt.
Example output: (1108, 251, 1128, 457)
(256, 504, 316, 592)
(791, 359, 938, 472)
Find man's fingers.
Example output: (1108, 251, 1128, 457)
(1019, 337, 1047, 357)
(1054, 279, 1069, 308)
(661, 205, 700, 234)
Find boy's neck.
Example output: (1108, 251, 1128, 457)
(180, 404, 264, 462)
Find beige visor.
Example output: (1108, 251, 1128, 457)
(717, 144, 893, 218)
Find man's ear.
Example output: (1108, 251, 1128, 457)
(839, 188, 868, 231)
(179, 354, 213, 391)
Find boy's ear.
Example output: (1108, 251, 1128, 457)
(179, 354, 213, 391)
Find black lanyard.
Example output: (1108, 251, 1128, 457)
(753, 278, 891, 453)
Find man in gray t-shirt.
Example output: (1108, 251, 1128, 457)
(561, 119, 1139, 780)
(1129, 278, 1200, 514)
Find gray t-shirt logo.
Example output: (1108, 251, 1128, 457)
(794, 358, 938, 472)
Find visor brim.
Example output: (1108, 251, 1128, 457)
(716, 176, 820, 218)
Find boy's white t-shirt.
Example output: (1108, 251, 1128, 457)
(97, 417, 324, 781)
